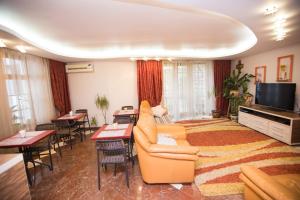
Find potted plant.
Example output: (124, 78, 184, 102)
(90, 116, 98, 127)
(95, 95, 109, 124)
(224, 61, 254, 120)
(243, 93, 253, 107)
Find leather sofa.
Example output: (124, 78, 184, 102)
(133, 100, 199, 183)
(239, 165, 300, 200)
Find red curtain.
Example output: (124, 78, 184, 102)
(49, 59, 71, 116)
(213, 60, 231, 116)
(137, 60, 163, 107)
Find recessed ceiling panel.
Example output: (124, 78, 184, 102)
(0, 0, 257, 59)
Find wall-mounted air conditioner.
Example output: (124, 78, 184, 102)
(66, 63, 94, 73)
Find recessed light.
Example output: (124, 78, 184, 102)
(275, 16, 286, 23)
(275, 29, 286, 36)
(275, 36, 285, 41)
(264, 5, 278, 15)
(0, 39, 6, 47)
(16, 45, 26, 53)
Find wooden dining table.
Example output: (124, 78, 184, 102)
(57, 113, 86, 121)
(113, 109, 139, 124)
(0, 130, 56, 185)
(55, 112, 87, 142)
(91, 124, 134, 163)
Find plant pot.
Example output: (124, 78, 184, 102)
(230, 90, 240, 97)
(244, 95, 253, 107)
(230, 114, 238, 121)
(212, 110, 221, 118)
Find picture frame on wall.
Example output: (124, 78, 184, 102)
(255, 65, 266, 84)
(277, 55, 293, 82)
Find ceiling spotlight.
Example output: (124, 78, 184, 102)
(275, 29, 286, 36)
(275, 16, 286, 23)
(0, 39, 6, 47)
(275, 36, 285, 41)
(264, 5, 278, 15)
(16, 45, 26, 53)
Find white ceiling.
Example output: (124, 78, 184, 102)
(0, 0, 299, 62)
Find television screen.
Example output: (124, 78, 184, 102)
(255, 83, 296, 111)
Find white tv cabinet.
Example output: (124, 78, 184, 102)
(238, 105, 300, 145)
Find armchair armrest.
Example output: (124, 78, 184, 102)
(149, 144, 199, 155)
(240, 165, 298, 200)
(157, 124, 186, 139)
(149, 152, 198, 161)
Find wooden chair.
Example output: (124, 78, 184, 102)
(34, 123, 62, 158)
(113, 117, 134, 166)
(96, 139, 129, 190)
(121, 106, 134, 110)
(74, 109, 92, 140)
(52, 119, 77, 150)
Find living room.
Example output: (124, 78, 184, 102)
(0, 1, 300, 200)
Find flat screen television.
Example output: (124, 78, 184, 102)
(255, 83, 296, 111)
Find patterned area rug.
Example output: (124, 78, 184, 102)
(177, 118, 300, 197)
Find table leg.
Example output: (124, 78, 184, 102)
(48, 139, 53, 170)
(19, 147, 32, 186)
(129, 139, 134, 166)
(54, 133, 62, 157)
(96, 143, 101, 190)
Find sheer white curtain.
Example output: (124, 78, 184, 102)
(26, 55, 56, 124)
(163, 61, 215, 121)
(0, 48, 55, 139)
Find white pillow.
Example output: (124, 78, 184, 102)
(157, 134, 177, 146)
(151, 105, 167, 117)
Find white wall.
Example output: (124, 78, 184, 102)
(232, 43, 300, 111)
(67, 61, 138, 125)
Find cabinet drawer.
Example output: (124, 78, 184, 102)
(250, 116, 269, 134)
(269, 122, 291, 143)
(238, 112, 250, 125)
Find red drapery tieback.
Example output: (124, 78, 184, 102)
(213, 60, 231, 116)
(49, 59, 71, 116)
(137, 60, 163, 107)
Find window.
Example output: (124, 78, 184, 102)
(0, 49, 56, 138)
(3, 57, 33, 127)
(163, 61, 215, 120)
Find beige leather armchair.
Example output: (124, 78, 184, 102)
(133, 112, 199, 184)
(239, 165, 300, 200)
(139, 100, 153, 115)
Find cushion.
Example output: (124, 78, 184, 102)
(137, 113, 157, 144)
(157, 134, 177, 146)
(175, 140, 190, 146)
(151, 105, 167, 117)
(154, 115, 172, 124)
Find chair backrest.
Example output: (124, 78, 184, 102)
(140, 101, 153, 115)
(113, 117, 131, 124)
(75, 109, 88, 114)
(136, 113, 157, 144)
(121, 106, 134, 110)
(76, 109, 89, 120)
(52, 119, 74, 128)
(96, 139, 126, 155)
(35, 123, 55, 131)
